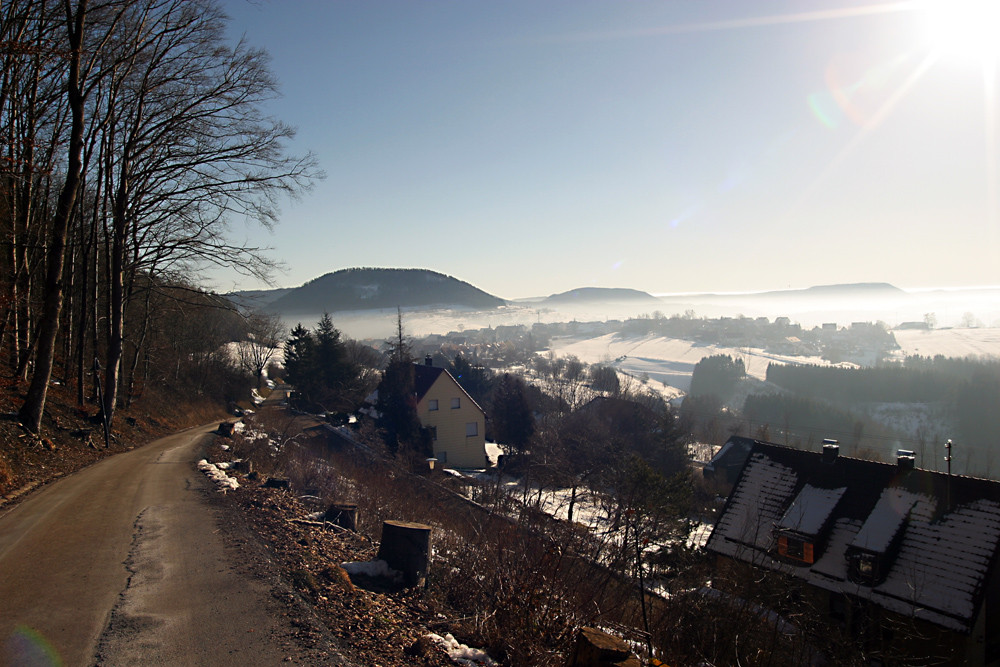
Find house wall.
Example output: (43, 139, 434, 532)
(712, 556, 979, 665)
(417, 375, 486, 468)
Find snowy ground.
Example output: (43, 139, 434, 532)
(548, 328, 1000, 396)
(891, 328, 1000, 360)
(548, 332, 833, 391)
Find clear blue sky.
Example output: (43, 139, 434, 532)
(214, 0, 1000, 300)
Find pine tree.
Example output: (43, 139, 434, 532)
(377, 308, 421, 452)
(492, 373, 534, 454)
(283, 323, 315, 409)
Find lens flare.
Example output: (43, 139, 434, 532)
(4, 626, 62, 667)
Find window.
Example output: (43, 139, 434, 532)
(428, 426, 437, 441)
(848, 551, 882, 586)
(777, 534, 815, 565)
(465, 422, 478, 437)
(451, 397, 460, 409)
(428, 399, 438, 411)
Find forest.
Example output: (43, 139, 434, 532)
(1, 0, 317, 434)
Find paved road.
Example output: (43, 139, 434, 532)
(0, 423, 343, 666)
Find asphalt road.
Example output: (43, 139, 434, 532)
(0, 423, 345, 666)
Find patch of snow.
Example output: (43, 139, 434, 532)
(197, 459, 239, 492)
(484, 441, 502, 465)
(426, 633, 498, 666)
(686, 522, 715, 549)
(341, 559, 403, 584)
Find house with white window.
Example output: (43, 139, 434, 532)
(413, 358, 487, 469)
(705, 440, 1000, 666)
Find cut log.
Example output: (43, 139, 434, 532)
(567, 627, 640, 667)
(376, 520, 432, 588)
(324, 503, 358, 531)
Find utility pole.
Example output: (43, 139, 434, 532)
(944, 439, 953, 510)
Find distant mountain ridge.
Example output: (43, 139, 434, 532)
(541, 287, 661, 305)
(658, 282, 905, 302)
(228, 271, 910, 317)
(261, 268, 507, 314)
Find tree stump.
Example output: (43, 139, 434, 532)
(325, 503, 358, 531)
(376, 520, 432, 587)
(567, 627, 640, 667)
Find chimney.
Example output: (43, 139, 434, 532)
(821, 439, 839, 464)
(897, 449, 915, 471)
(424, 355, 433, 366)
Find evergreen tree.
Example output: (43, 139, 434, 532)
(377, 309, 421, 452)
(283, 315, 360, 413)
(313, 313, 355, 412)
(492, 373, 534, 454)
(284, 323, 315, 408)
(689, 354, 745, 400)
(449, 353, 492, 406)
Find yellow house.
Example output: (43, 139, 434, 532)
(413, 359, 487, 469)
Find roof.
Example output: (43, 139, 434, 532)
(412, 364, 486, 415)
(705, 441, 1000, 633)
(703, 436, 759, 482)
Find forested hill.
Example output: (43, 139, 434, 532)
(265, 268, 507, 314)
(540, 287, 661, 305)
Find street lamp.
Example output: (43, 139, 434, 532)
(426, 457, 438, 471)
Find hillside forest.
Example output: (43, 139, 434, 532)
(1, 0, 317, 438)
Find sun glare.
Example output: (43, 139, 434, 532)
(920, 0, 1000, 61)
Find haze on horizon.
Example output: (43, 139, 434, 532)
(215, 0, 1000, 301)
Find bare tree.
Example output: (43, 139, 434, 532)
(19, 0, 109, 433)
(234, 309, 283, 389)
(94, 0, 318, 427)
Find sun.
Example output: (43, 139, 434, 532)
(919, 0, 1000, 62)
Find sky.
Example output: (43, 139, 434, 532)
(213, 0, 1000, 300)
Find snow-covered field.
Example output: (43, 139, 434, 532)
(892, 328, 1000, 360)
(547, 329, 1000, 394)
(547, 332, 833, 391)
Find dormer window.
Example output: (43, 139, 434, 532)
(778, 534, 815, 564)
(846, 487, 918, 586)
(774, 484, 845, 567)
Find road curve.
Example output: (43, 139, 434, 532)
(0, 423, 343, 666)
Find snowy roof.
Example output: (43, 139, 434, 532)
(705, 441, 1000, 633)
(849, 487, 919, 554)
(775, 484, 846, 537)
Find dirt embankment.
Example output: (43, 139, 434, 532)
(0, 379, 228, 506)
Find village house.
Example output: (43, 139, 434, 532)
(705, 440, 1000, 666)
(702, 435, 758, 488)
(413, 357, 487, 469)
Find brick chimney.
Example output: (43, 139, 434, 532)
(821, 439, 839, 464)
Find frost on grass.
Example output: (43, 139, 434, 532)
(197, 459, 239, 492)
(426, 633, 497, 666)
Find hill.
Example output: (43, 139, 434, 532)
(265, 268, 507, 314)
(540, 287, 662, 306)
(226, 288, 294, 310)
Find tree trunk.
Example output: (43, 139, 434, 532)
(19, 0, 88, 434)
